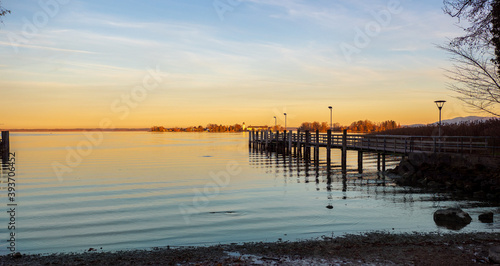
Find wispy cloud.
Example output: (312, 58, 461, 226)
(0, 41, 98, 54)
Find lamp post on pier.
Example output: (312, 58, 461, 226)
(434, 100, 446, 138)
(328, 106, 333, 130)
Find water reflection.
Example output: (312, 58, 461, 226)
(248, 149, 465, 207)
(1, 132, 497, 255)
(249, 150, 398, 190)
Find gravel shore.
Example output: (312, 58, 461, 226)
(2, 232, 499, 265)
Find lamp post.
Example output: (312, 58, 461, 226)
(328, 106, 333, 130)
(434, 100, 446, 138)
(273, 116, 277, 129)
(284, 113, 287, 130)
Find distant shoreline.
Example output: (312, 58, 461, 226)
(2, 128, 150, 132)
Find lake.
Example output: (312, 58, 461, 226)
(0, 132, 498, 255)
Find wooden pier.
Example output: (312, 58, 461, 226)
(1, 131, 10, 162)
(249, 129, 499, 173)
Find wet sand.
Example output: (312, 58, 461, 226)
(2, 232, 499, 265)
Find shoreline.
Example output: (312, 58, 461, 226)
(2, 232, 499, 265)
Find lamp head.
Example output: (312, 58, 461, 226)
(434, 100, 446, 109)
(328, 106, 332, 110)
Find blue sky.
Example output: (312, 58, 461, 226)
(0, 0, 475, 128)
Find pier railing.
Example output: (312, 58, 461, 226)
(251, 130, 499, 157)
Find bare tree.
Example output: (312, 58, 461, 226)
(441, 44, 500, 116)
(443, 0, 493, 49)
(442, 0, 500, 117)
(0, 1, 10, 23)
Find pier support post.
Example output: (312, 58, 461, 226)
(305, 131, 310, 161)
(264, 130, 269, 151)
(249, 130, 252, 148)
(275, 130, 279, 153)
(297, 130, 302, 157)
(357, 151, 363, 174)
(1, 131, 9, 161)
(341, 129, 347, 172)
(294, 129, 299, 156)
(288, 130, 292, 155)
(259, 130, 264, 151)
(314, 130, 319, 163)
(327, 130, 332, 176)
(382, 153, 386, 171)
(282, 130, 287, 154)
(377, 153, 381, 171)
(256, 130, 259, 151)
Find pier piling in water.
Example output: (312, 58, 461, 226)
(341, 129, 347, 172)
(249, 129, 497, 175)
(358, 151, 363, 174)
(326, 129, 332, 175)
(1, 131, 10, 161)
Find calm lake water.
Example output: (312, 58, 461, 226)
(0, 132, 498, 255)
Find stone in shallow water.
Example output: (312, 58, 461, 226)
(433, 208, 472, 230)
(478, 212, 494, 223)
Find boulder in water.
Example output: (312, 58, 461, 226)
(433, 208, 472, 230)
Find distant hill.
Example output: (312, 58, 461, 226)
(406, 116, 496, 127)
(440, 116, 496, 125)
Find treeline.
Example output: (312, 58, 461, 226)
(376, 119, 500, 137)
(298, 120, 400, 133)
(151, 124, 244, 133)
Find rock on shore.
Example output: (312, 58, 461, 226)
(393, 152, 500, 202)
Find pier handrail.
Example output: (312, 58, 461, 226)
(255, 130, 499, 157)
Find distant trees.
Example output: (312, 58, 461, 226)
(152, 120, 401, 133)
(151, 124, 244, 132)
(206, 123, 244, 132)
(298, 120, 400, 133)
(347, 120, 400, 133)
(298, 121, 329, 132)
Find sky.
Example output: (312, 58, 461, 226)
(0, 0, 486, 129)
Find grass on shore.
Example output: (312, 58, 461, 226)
(374, 118, 500, 137)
